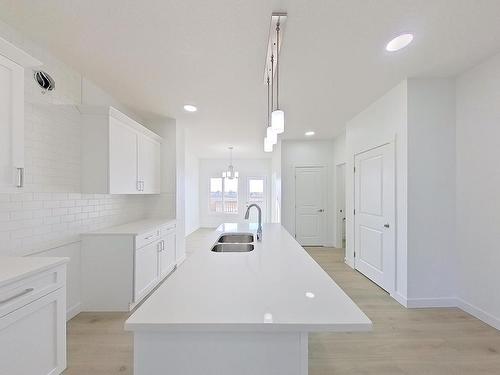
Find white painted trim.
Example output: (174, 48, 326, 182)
(66, 302, 82, 321)
(390, 292, 408, 307)
(406, 297, 457, 308)
(344, 257, 354, 269)
(0, 36, 42, 67)
(457, 298, 500, 331)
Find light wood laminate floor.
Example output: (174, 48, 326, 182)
(64, 245, 500, 374)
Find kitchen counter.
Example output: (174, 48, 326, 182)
(0, 256, 68, 288)
(81, 218, 175, 236)
(126, 223, 371, 375)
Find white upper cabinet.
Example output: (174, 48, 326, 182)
(137, 133, 161, 194)
(109, 116, 139, 193)
(81, 106, 162, 194)
(0, 37, 42, 189)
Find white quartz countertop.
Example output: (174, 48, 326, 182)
(125, 223, 372, 333)
(0, 256, 68, 288)
(81, 218, 176, 236)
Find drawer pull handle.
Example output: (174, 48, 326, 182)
(0, 288, 34, 305)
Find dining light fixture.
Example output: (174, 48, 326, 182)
(271, 20, 285, 134)
(222, 147, 239, 179)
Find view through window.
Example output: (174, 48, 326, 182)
(209, 177, 238, 213)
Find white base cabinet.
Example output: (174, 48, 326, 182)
(82, 219, 177, 311)
(0, 260, 67, 375)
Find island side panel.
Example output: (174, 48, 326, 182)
(134, 331, 307, 375)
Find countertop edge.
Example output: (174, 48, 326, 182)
(0, 257, 69, 288)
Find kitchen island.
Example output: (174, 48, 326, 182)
(125, 223, 371, 375)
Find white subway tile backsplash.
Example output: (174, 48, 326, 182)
(0, 21, 153, 257)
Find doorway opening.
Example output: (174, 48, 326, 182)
(335, 163, 346, 254)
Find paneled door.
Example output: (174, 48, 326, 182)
(354, 143, 395, 292)
(294, 166, 326, 246)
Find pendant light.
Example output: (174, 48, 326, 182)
(266, 76, 277, 145)
(271, 21, 285, 134)
(222, 147, 239, 179)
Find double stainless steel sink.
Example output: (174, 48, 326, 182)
(211, 233, 255, 252)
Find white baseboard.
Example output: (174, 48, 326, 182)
(391, 292, 408, 307)
(344, 257, 354, 269)
(406, 297, 457, 308)
(67, 302, 82, 321)
(457, 298, 500, 331)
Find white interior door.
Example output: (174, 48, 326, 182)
(295, 166, 326, 246)
(109, 118, 138, 194)
(354, 143, 395, 292)
(137, 134, 161, 194)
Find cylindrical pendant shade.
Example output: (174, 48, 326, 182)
(271, 109, 285, 134)
(267, 126, 277, 145)
(264, 137, 273, 152)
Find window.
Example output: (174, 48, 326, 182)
(246, 177, 266, 222)
(209, 177, 238, 214)
(248, 178, 264, 203)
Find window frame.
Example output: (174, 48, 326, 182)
(208, 176, 239, 215)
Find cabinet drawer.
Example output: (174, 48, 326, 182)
(135, 228, 161, 249)
(0, 265, 66, 318)
(160, 223, 176, 237)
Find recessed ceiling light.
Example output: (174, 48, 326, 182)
(386, 33, 414, 52)
(183, 104, 197, 112)
(305, 292, 315, 299)
(305, 131, 315, 136)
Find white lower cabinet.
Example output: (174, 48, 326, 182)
(0, 262, 67, 375)
(135, 240, 161, 302)
(82, 219, 177, 311)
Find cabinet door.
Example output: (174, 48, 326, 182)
(0, 288, 66, 375)
(137, 134, 160, 194)
(134, 241, 160, 302)
(109, 117, 138, 194)
(0, 54, 24, 188)
(159, 231, 176, 278)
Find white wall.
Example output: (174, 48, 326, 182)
(199, 158, 272, 228)
(281, 140, 335, 246)
(345, 81, 408, 299)
(406, 79, 456, 303)
(455, 52, 500, 329)
(184, 128, 200, 235)
(0, 20, 152, 319)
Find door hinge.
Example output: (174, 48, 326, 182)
(353, 209, 356, 215)
(354, 251, 356, 258)
(353, 166, 356, 173)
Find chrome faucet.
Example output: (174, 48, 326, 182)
(244, 204, 262, 241)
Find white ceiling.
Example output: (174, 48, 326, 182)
(1, 0, 500, 158)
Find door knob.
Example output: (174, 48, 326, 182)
(384, 223, 390, 228)
(318, 209, 324, 212)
